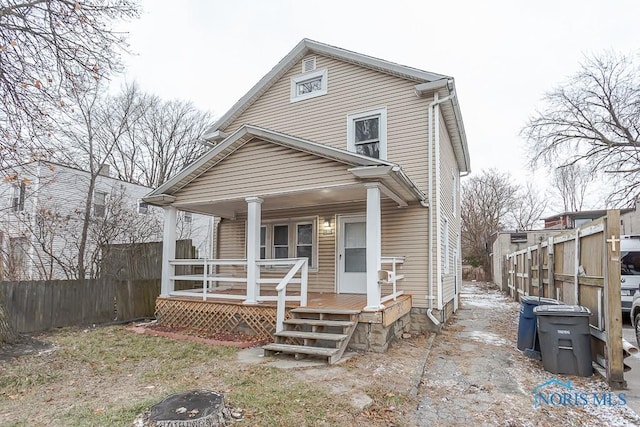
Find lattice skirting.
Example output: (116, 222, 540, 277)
(155, 298, 277, 340)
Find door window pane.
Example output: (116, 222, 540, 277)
(345, 248, 366, 272)
(345, 222, 366, 247)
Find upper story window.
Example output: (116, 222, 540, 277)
(12, 181, 26, 212)
(290, 69, 328, 103)
(93, 191, 107, 217)
(347, 107, 387, 160)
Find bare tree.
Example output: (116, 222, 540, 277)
(0, 0, 140, 344)
(550, 163, 594, 212)
(0, 0, 140, 167)
(105, 83, 213, 187)
(46, 81, 141, 278)
(508, 183, 548, 230)
(523, 51, 640, 206)
(461, 169, 519, 270)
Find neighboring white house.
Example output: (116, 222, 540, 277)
(0, 161, 212, 280)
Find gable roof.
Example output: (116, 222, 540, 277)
(204, 39, 470, 174)
(144, 124, 426, 204)
(205, 39, 449, 138)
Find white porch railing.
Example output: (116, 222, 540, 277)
(380, 256, 406, 304)
(167, 258, 308, 310)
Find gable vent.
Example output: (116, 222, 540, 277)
(302, 56, 316, 73)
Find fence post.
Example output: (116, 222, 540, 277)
(527, 247, 533, 296)
(604, 210, 625, 389)
(548, 236, 555, 300)
(537, 243, 543, 297)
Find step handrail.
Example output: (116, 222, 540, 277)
(275, 258, 308, 333)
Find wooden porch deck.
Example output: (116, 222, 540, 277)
(154, 291, 412, 340)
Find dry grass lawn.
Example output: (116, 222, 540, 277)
(0, 326, 423, 426)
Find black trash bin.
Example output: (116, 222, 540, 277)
(534, 305, 592, 377)
(517, 296, 561, 358)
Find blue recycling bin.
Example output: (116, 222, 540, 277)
(517, 296, 561, 358)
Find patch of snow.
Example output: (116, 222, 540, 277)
(458, 330, 508, 346)
(463, 298, 514, 310)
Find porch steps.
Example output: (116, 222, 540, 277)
(275, 331, 348, 341)
(263, 307, 360, 364)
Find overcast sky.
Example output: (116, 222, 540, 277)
(115, 0, 640, 210)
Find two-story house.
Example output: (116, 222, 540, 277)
(144, 39, 470, 361)
(0, 161, 211, 280)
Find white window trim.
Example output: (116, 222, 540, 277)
(250, 217, 319, 271)
(290, 69, 328, 103)
(346, 107, 388, 160)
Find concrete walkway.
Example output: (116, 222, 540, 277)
(415, 282, 640, 427)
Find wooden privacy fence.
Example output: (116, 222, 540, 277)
(0, 278, 160, 334)
(505, 210, 624, 389)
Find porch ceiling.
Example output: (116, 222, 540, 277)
(173, 182, 412, 218)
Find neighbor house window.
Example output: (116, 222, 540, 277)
(93, 191, 107, 217)
(137, 199, 149, 214)
(9, 236, 29, 272)
(256, 219, 317, 268)
(347, 107, 387, 160)
(12, 181, 26, 212)
(290, 69, 328, 103)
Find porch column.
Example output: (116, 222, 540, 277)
(365, 183, 383, 310)
(161, 206, 178, 297)
(245, 196, 263, 304)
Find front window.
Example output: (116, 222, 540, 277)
(256, 219, 317, 268)
(296, 223, 313, 261)
(347, 108, 387, 160)
(273, 225, 289, 259)
(260, 226, 266, 259)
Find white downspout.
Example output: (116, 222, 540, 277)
(427, 89, 457, 325)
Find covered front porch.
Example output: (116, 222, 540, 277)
(143, 126, 428, 354)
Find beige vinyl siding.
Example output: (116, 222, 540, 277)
(218, 200, 430, 306)
(175, 140, 359, 204)
(439, 113, 460, 305)
(224, 54, 431, 191)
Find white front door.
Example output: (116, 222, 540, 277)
(337, 215, 367, 294)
